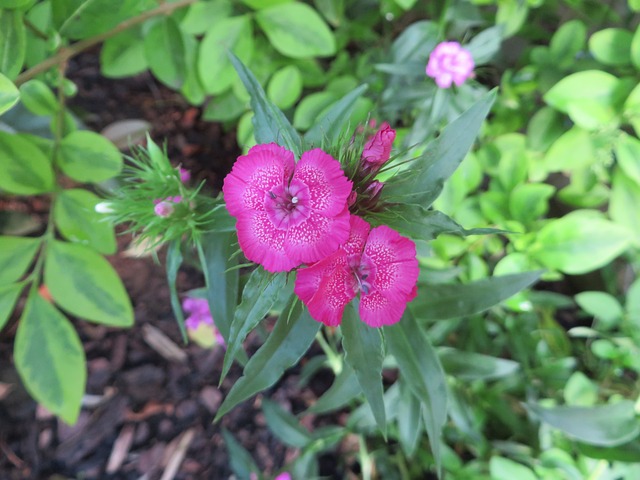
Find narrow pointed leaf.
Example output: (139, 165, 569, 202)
(166, 240, 187, 343)
(215, 300, 320, 420)
(342, 302, 386, 436)
(262, 398, 313, 448)
(222, 429, 260, 480)
(307, 364, 361, 415)
(14, 293, 86, 424)
(229, 52, 302, 156)
(397, 379, 423, 457)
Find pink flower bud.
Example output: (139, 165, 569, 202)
(361, 122, 396, 173)
(154, 201, 175, 217)
(178, 167, 191, 183)
(426, 41, 475, 89)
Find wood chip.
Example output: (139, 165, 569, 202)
(141, 324, 188, 364)
(159, 428, 196, 480)
(106, 424, 135, 474)
(0, 382, 14, 401)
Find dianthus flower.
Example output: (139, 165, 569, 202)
(361, 122, 396, 174)
(182, 297, 225, 347)
(153, 196, 182, 217)
(294, 215, 418, 328)
(178, 167, 191, 183)
(426, 41, 475, 89)
(223, 143, 352, 272)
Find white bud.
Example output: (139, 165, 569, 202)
(95, 202, 114, 214)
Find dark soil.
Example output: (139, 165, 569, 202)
(0, 53, 356, 480)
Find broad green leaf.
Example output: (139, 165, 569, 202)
(229, 53, 302, 156)
(526, 107, 564, 152)
(222, 429, 260, 480)
(166, 240, 187, 343)
(181, 0, 232, 35)
(100, 28, 148, 78)
(490, 457, 537, 480)
(306, 364, 361, 415)
(564, 372, 598, 407)
(544, 127, 597, 172)
(397, 380, 422, 457)
(615, 133, 640, 184)
(198, 231, 238, 342)
(385, 312, 448, 475)
(198, 15, 254, 95)
(532, 211, 632, 274)
(438, 348, 520, 381)
(57, 130, 123, 183)
(0, 283, 23, 331)
(624, 83, 640, 136)
(575, 291, 623, 324)
(19, 79, 58, 116)
(14, 292, 86, 424)
(221, 268, 288, 381)
(384, 89, 497, 207)
(0, 235, 40, 284)
(262, 398, 313, 448)
(267, 65, 302, 109)
(342, 302, 386, 436)
(632, 24, 640, 70)
(255, 2, 336, 59)
(544, 71, 620, 129)
(144, 17, 187, 89)
(589, 28, 633, 66)
(509, 183, 555, 224)
(411, 271, 542, 321)
(304, 84, 368, 147)
(627, 277, 640, 323)
(0, 9, 26, 79)
(44, 240, 133, 326)
(528, 401, 640, 446)
(610, 168, 640, 245)
(466, 25, 503, 65)
(53, 189, 116, 254)
(203, 89, 246, 122)
(577, 439, 640, 462)
(293, 91, 337, 131)
(0, 0, 34, 7)
(0, 72, 19, 115)
(215, 299, 320, 420)
(179, 34, 206, 106)
(549, 20, 586, 68)
(0, 132, 54, 194)
(241, 0, 291, 8)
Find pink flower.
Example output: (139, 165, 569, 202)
(223, 143, 353, 273)
(274, 474, 291, 480)
(153, 196, 182, 217)
(426, 41, 474, 89)
(294, 215, 419, 328)
(182, 297, 225, 346)
(361, 122, 395, 173)
(178, 167, 191, 183)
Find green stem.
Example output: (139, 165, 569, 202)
(15, 0, 197, 86)
(315, 330, 342, 375)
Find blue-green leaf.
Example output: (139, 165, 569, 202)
(262, 398, 313, 448)
(14, 292, 86, 424)
(306, 364, 361, 415)
(439, 348, 520, 381)
(222, 429, 260, 480)
(166, 240, 187, 343)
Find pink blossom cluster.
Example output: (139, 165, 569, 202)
(182, 297, 225, 347)
(223, 124, 418, 328)
(426, 41, 475, 89)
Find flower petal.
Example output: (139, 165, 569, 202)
(293, 148, 352, 217)
(222, 143, 295, 217)
(285, 207, 350, 264)
(236, 211, 299, 272)
(359, 289, 408, 327)
(342, 215, 370, 257)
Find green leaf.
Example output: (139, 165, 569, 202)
(222, 268, 289, 381)
(528, 401, 640, 446)
(411, 271, 542, 321)
(215, 299, 320, 420)
(304, 84, 368, 147)
(198, 231, 238, 342)
(526, 107, 564, 152)
(615, 133, 640, 185)
(0, 0, 34, 8)
(577, 439, 640, 462)
(0, 132, 54, 194)
(589, 28, 633, 66)
(397, 379, 422, 457)
(439, 348, 520, 381)
(166, 240, 187, 343)
(490, 457, 537, 480)
(44, 240, 133, 326)
(575, 291, 624, 324)
(564, 371, 598, 407)
(144, 17, 187, 89)
(342, 302, 386, 436)
(267, 65, 302, 109)
(262, 398, 313, 448)
(0, 235, 40, 284)
(222, 429, 260, 480)
(509, 183, 555, 224)
(229, 52, 302, 156)
(14, 292, 86, 424)
(609, 169, 640, 246)
(53, 189, 116, 254)
(385, 312, 448, 475)
(100, 28, 148, 78)
(384, 89, 497, 207)
(198, 15, 254, 95)
(549, 20, 586, 68)
(0, 9, 26, 79)
(0, 283, 24, 332)
(532, 211, 632, 274)
(0, 72, 19, 115)
(466, 25, 503, 65)
(255, 2, 336, 59)
(306, 364, 361, 415)
(632, 24, 640, 70)
(19, 79, 58, 116)
(293, 91, 337, 131)
(544, 127, 597, 173)
(57, 130, 123, 183)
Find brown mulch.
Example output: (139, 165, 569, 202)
(0, 53, 357, 479)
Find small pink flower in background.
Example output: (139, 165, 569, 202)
(426, 41, 475, 89)
(182, 297, 225, 348)
(274, 473, 291, 480)
(178, 167, 191, 183)
(153, 196, 182, 217)
(223, 143, 353, 273)
(361, 122, 395, 174)
(295, 215, 419, 328)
